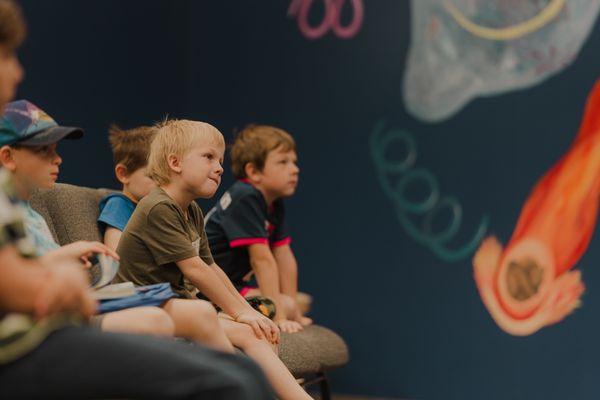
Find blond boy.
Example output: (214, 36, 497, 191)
(116, 119, 313, 400)
(100, 124, 241, 351)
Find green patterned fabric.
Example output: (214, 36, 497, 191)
(0, 169, 78, 365)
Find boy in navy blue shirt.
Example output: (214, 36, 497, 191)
(205, 124, 312, 332)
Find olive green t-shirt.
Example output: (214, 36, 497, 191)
(115, 188, 214, 299)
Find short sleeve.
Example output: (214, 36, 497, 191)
(98, 195, 135, 231)
(221, 193, 269, 248)
(144, 203, 200, 265)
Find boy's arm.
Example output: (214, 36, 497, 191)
(210, 262, 254, 305)
(272, 244, 298, 299)
(103, 227, 122, 252)
(248, 243, 302, 332)
(0, 245, 96, 318)
(176, 256, 279, 343)
(41, 241, 119, 267)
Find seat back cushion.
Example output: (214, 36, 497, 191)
(30, 183, 115, 245)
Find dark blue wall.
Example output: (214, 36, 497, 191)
(17, 1, 600, 399)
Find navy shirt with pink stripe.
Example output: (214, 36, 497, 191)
(205, 180, 291, 291)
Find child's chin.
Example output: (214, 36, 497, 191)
(197, 189, 217, 199)
(43, 180, 56, 189)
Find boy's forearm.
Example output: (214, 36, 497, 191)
(103, 227, 122, 252)
(39, 246, 63, 266)
(179, 259, 248, 318)
(273, 246, 298, 298)
(251, 257, 285, 319)
(211, 264, 250, 307)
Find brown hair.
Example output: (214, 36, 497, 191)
(230, 124, 296, 179)
(108, 125, 157, 173)
(0, 0, 26, 50)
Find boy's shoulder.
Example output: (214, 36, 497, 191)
(98, 193, 137, 231)
(136, 188, 177, 214)
(135, 188, 203, 225)
(220, 180, 264, 210)
(99, 193, 135, 210)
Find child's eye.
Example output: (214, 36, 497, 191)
(204, 153, 213, 160)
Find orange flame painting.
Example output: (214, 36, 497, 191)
(473, 80, 600, 336)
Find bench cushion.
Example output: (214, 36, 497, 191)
(29, 183, 349, 376)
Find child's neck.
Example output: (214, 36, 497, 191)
(161, 182, 195, 211)
(121, 186, 139, 204)
(244, 179, 277, 206)
(10, 173, 33, 202)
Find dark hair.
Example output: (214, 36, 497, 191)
(108, 124, 157, 173)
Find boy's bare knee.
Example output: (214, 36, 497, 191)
(187, 301, 220, 334)
(101, 307, 175, 337)
(191, 300, 219, 320)
(137, 307, 175, 336)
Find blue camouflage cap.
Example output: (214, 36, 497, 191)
(0, 100, 83, 147)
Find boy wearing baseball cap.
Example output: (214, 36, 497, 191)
(0, 99, 179, 337)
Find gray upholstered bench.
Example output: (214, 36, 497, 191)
(30, 183, 349, 398)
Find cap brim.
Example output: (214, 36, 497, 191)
(17, 126, 84, 146)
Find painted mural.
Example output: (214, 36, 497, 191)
(473, 80, 600, 336)
(287, 0, 363, 40)
(403, 0, 600, 122)
(370, 120, 489, 262)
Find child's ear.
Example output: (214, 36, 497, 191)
(244, 162, 261, 182)
(114, 163, 130, 184)
(0, 145, 17, 171)
(167, 154, 182, 173)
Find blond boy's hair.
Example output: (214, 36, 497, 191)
(108, 125, 157, 173)
(0, 0, 25, 50)
(147, 119, 225, 186)
(230, 124, 296, 179)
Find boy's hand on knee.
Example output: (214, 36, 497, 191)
(276, 318, 303, 333)
(236, 310, 280, 344)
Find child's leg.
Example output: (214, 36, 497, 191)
(296, 292, 313, 314)
(219, 318, 313, 400)
(162, 298, 235, 353)
(100, 307, 175, 337)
